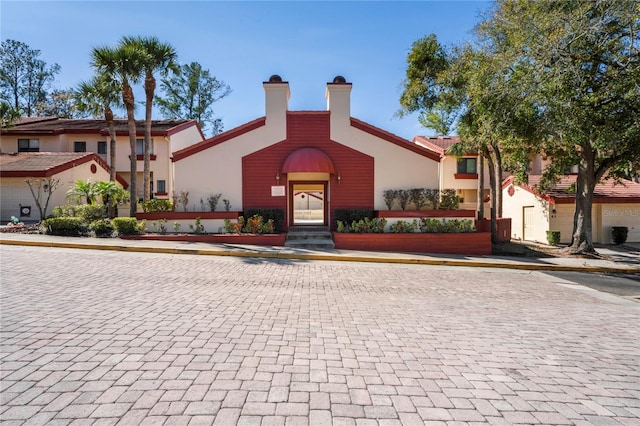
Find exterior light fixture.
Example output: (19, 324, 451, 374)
(337, 173, 341, 184)
(276, 173, 280, 184)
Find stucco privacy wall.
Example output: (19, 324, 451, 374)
(503, 183, 550, 243)
(1, 159, 111, 222)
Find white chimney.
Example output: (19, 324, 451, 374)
(263, 75, 290, 125)
(325, 76, 352, 132)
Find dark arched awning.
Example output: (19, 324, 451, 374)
(282, 147, 335, 174)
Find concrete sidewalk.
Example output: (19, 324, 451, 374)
(2, 232, 639, 273)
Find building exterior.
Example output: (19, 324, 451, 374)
(0, 117, 204, 200)
(413, 135, 491, 211)
(0, 152, 119, 222)
(172, 76, 441, 230)
(503, 175, 640, 244)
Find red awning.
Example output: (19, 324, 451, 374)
(282, 148, 335, 174)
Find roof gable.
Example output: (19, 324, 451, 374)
(350, 119, 441, 162)
(0, 152, 128, 188)
(172, 117, 267, 162)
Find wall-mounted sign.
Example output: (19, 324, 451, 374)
(271, 186, 285, 196)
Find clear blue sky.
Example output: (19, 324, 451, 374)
(1, 1, 491, 139)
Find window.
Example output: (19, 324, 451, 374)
(97, 141, 107, 154)
(18, 139, 39, 152)
(156, 180, 166, 194)
(74, 141, 87, 152)
(457, 158, 477, 174)
(136, 138, 154, 155)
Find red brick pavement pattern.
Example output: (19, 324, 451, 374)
(1, 246, 638, 425)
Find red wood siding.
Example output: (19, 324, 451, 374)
(242, 112, 374, 229)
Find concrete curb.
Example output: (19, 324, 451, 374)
(2, 238, 639, 274)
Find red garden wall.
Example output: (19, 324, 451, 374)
(332, 232, 492, 255)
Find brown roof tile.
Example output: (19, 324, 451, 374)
(413, 135, 462, 156)
(2, 117, 191, 136)
(506, 174, 640, 204)
(0, 152, 128, 188)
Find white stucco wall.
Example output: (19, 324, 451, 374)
(600, 204, 640, 243)
(330, 125, 439, 210)
(503, 183, 640, 244)
(1, 160, 111, 222)
(502, 184, 551, 243)
(173, 124, 284, 211)
(169, 124, 204, 153)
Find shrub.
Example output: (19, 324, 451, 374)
(352, 217, 387, 233)
(174, 190, 189, 212)
(207, 193, 222, 211)
(141, 199, 174, 212)
(439, 189, 460, 210)
(244, 208, 284, 232)
(409, 188, 428, 210)
(224, 216, 245, 234)
(52, 204, 106, 223)
(382, 189, 398, 210)
(546, 230, 561, 245)
(90, 219, 114, 237)
(336, 217, 387, 233)
(611, 226, 628, 245)
(41, 217, 87, 236)
(397, 190, 411, 210)
(189, 217, 205, 234)
(113, 217, 145, 235)
(244, 215, 263, 234)
(334, 209, 374, 225)
(389, 220, 418, 233)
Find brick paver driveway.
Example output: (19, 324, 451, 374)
(1, 245, 638, 425)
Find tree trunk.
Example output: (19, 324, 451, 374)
(477, 150, 485, 220)
(104, 107, 117, 219)
(143, 74, 155, 202)
(483, 146, 498, 243)
(123, 82, 137, 217)
(491, 142, 503, 218)
(566, 145, 597, 254)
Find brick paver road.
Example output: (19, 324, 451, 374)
(1, 245, 638, 426)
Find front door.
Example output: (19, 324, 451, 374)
(291, 182, 326, 226)
(523, 206, 535, 241)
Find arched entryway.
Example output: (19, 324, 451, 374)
(282, 148, 335, 227)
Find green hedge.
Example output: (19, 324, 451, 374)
(41, 217, 88, 236)
(546, 230, 561, 245)
(112, 217, 145, 235)
(336, 217, 387, 233)
(141, 199, 174, 212)
(90, 219, 114, 238)
(51, 204, 106, 223)
(244, 208, 284, 233)
(334, 209, 374, 225)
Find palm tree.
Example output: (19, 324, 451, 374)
(94, 180, 129, 218)
(75, 73, 121, 182)
(67, 179, 97, 204)
(122, 36, 178, 202)
(91, 43, 144, 217)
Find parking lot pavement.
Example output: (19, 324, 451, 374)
(1, 245, 639, 425)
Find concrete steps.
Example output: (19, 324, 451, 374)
(285, 226, 335, 250)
